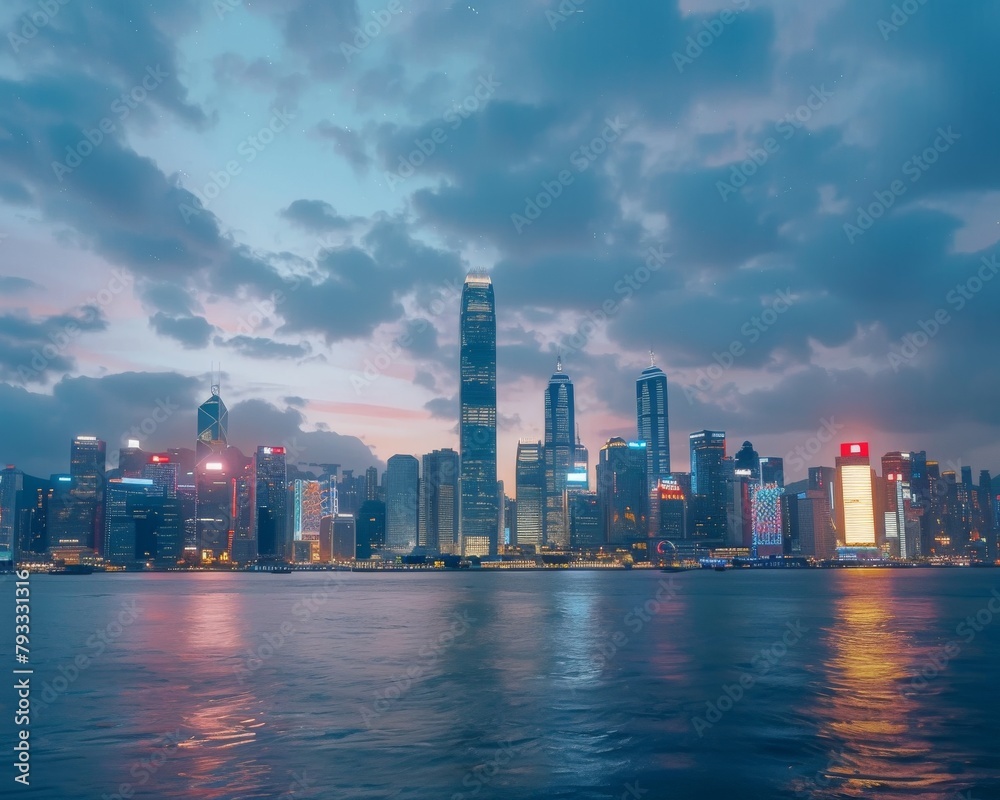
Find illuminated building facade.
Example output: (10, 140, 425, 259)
(636, 359, 670, 491)
(515, 441, 544, 550)
(750, 483, 783, 558)
(420, 448, 459, 553)
(655, 478, 687, 540)
(386, 454, 419, 554)
(597, 438, 648, 544)
(195, 386, 232, 559)
(690, 430, 727, 542)
(835, 442, 878, 549)
(253, 446, 288, 560)
(293, 480, 323, 540)
(543, 358, 575, 548)
(459, 272, 499, 556)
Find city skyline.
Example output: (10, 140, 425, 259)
(1, 2, 998, 495)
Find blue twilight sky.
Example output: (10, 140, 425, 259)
(0, 0, 998, 485)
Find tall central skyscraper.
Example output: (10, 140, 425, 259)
(515, 440, 544, 550)
(253, 446, 288, 560)
(195, 385, 233, 560)
(543, 357, 574, 548)
(459, 272, 498, 556)
(637, 357, 669, 491)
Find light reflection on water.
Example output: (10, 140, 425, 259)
(23, 569, 1000, 799)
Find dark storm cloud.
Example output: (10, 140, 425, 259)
(149, 313, 217, 349)
(0, 305, 107, 384)
(280, 199, 356, 233)
(214, 334, 312, 360)
(0, 373, 378, 478)
(0, 276, 39, 293)
(227, 397, 380, 474)
(5, 0, 209, 128)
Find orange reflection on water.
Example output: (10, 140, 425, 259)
(807, 571, 955, 798)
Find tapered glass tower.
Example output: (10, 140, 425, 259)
(459, 272, 498, 556)
(544, 357, 574, 547)
(637, 356, 669, 492)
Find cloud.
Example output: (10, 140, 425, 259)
(149, 313, 217, 349)
(214, 334, 312, 360)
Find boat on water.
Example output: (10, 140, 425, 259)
(49, 564, 96, 575)
(713, 564, 727, 572)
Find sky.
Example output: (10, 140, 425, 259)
(0, 0, 998, 487)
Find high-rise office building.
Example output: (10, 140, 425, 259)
(543, 358, 575, 548)
(14, 474, 51, 558)
(459, 272, 498, 556)
(655, 478, 686, 540)
(724, 458, 752, 548)
(597, 438, 648, 544)
(254, 446, 288, 560)
(0, 465, 23, 561)
(690, 430, 727, 542)
(835, 442, 878, 549)
(759, 457, 784, 487)
(386, 454, 419, 554)
(356, 500, 386, 560)
(796, 489, 837, 560)
(637, 358, 670, 491)
(420, 448, 459, 553)
(750, 483, 783, 558)
(365, 466, 380, 502)
(569, 491, 602, 549)
(292, 480, 323, 540)
(515, 441, 544, 550)
(331, 514, 357, 561)
(195, 385, 232, 559)
(51, 436, 107, 556)
(734, 440, 760, 482)
(118, 440, 146, 478)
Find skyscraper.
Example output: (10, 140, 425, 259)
(636, 357, 669, 490)
(734, 441, 760, 482)
(0, 465, 23, 561)
(515, 441, 544, 550)
(254, 446, 288, 560)
(386, 454, 419, 554)
(420, 448, 459, 553)
(750, 483, 783, 558)
(689, 430, 727, 542)
(52, 436, 106, 556)
(195, 385, 232, 560)
(356, 499, 386, 560)
(543, 357, 575, 548)
(835, 442, 878, 549)
(459, 272, 498, 556)
(597, 438, 648, 544)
